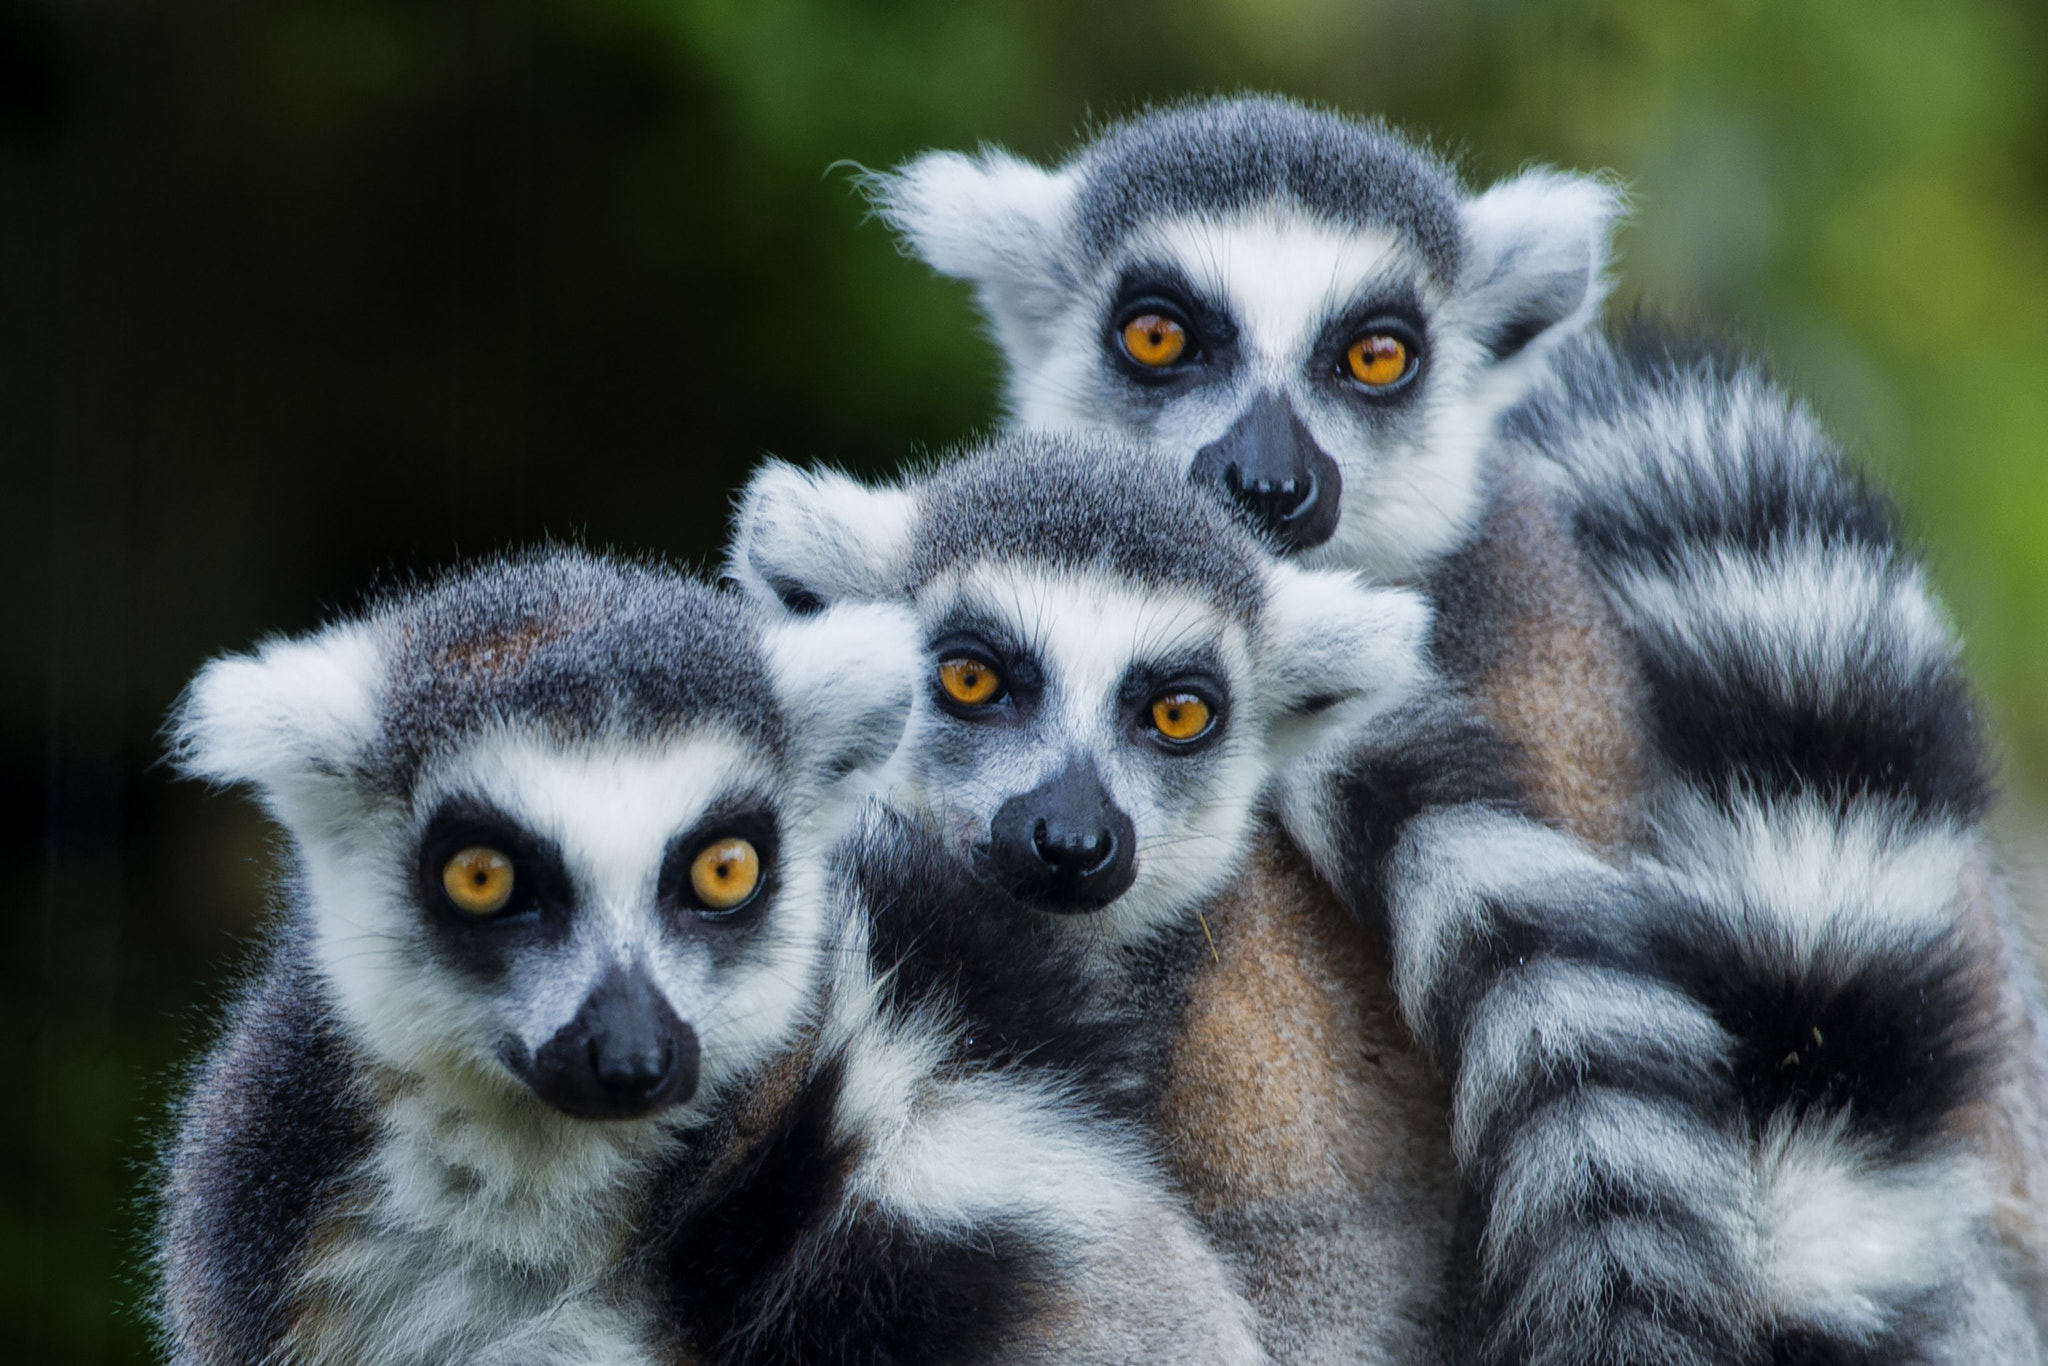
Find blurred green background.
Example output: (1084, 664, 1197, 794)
(3, 0, 2044, 1356)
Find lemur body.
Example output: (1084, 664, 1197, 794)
(157, 551, 1264, 1366)
(852, 99, 2048, 1362)
(732, 435, 1618, 1362)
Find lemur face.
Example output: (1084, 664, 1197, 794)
(903, 563, 1265, 940)
(873, 97, 1622, 579)
(980, 208, 1464, 572)
(728, 435, 1431, 946)
(175, 554, 916, 1128)
(344, 723, 821, 1123)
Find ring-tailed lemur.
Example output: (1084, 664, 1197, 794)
(155, 549, 1265, 1366)
(856, 98, 2048, 1362)
(731, 432, 1703, 1363)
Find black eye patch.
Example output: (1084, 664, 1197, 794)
(927, 622, 1044, 716)
(1311, 288, 1430, 398)
(657, 799, 782, 928)
(1115, 652, 1230, 752)
(1106, 266, 1239, 381)
(415, 794, 576, 974)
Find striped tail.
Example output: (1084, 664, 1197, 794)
(1525, 324, 1989, 823)
(1280, 694, 1757, 1366)
(1511, 325, 2034, 1360)
(1282, 325, 2038, 1362)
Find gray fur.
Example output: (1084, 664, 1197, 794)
(372, 551, 790, 785)
(1064, 98, 1465, 282)
(903, 432, 1269, 619)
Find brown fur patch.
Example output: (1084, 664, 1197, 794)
(1157, 830, 1450, 1210)
(1947, 856, 2048, 1319)
(278, 1194, 375, 1364)
(429, 607, 591, 682)
(1155, 824, 1458, 1355)
(686, 1023, 822, 1194)
(1466, 465, 1651, 853)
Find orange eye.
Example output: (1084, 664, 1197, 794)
(1150, 692, 1214, 743)
(938, 656, 1003, 706)
(442, 846, 515, 916)
(690, 837, 761, 911)
(1121, 313, 1188, 368)
(1344, 333, 1411, 387)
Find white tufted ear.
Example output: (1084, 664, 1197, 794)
(868, 148, 1080, 289)
(170, 622, 386, 807)
(763, 601, 922, 787)
(727, 460, 921, 614)
(1456, 168, 1625, 372)
(866, 149, 1085, 363)
(1256, 563, 1433, 762)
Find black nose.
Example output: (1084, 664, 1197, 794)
(1188, 390, 1344, 553)
(989, 758, 1138, 911)
(517, 963, 700, 1120)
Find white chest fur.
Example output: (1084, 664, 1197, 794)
(284, 1083, 686, 1366)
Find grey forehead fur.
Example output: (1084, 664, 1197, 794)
(1067, 97, 1465, 284)
(369, 550, 785, 790)
(904, 433, 1268, 620)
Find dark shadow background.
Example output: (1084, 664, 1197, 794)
(4, 0, 2045, 1356)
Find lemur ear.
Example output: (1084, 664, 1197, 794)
(1456, 168, 1625, 367)
(170, 623, 385, 806)
(869, 148, 1079, 285)
(763, 601, 921, 784)
(1257, 564, 1433, 760)
(867, 149, 1082, 328)
(727, 460, 920, 614)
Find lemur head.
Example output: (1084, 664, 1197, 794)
(871, 96, 1623, 578)
(729, 434, 1429, 945)
(173, 551, 914, 1130)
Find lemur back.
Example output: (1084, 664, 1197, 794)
(156, 550, 1263, 1366)
(860, 97, 2048, 1363)
(1425, 456, 1650, 848)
